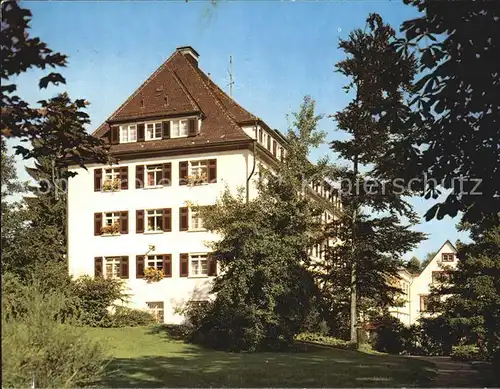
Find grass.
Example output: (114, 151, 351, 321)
(86, 326, 436, 387)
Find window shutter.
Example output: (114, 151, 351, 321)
(120, 166, 128, 190)
(136, 165, 144, 189)
(136, 210, 144, 233)
(137, 123, 145, 141)
(163, 254, 172, 277)
(180, 253, 189, 277)
(94, 169, 102, 192)
(162, 121, 171, 139)
(120, 256, 129, 279)
(188, 118, 197, 137)
(208, 159, 217, 183)
(179, 161, 188, 186)
(136, 255, 145, 279)
(179, 207, 189, 231)
(111, 126, 119, 144)
(162, 208, 172, 232)
(94, 213, 102, 236)
(162, 163, 171, 186)
(94, 257, 103, 277)
(207, 255, 217, 276)
(120, 211, 128, 234)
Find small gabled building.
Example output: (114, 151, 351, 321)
(67, 46, 341, 323)
(390, 240, 459, 326)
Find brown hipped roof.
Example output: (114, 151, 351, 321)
(92, 47, 260, 154)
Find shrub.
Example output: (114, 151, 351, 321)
(70, 275, 128, 327)
(295, 332, 352, 349)
(102, 306, 157, 327)
(450, 344, 482, 361)
(373, 315, 410, 354)
(1, 277, 108, 388)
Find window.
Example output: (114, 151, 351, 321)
(420, 295, 429, 312)
(146, 255, 163, 271)
(102, 257, 127, 278)
(146, 164, 163, 187)
(146, 301, 164, 323)
(146, 122, 162, 140)
(190, 254, 208, 276)
(190, 209, 205, 230)
(103, 168, 120, 191)
(146, 209, 163, 232)
(171, 119, 188, 138)
(120, 124, 137, 143)
(258, 128, 263, 143)
(442, 253, 454, 262)
(104, 212, 120, 227)
(189, 160, 208, 177)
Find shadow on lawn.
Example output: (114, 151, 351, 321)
(99, 341, 436, 388)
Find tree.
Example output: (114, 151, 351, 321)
(431, 221, 500, 365)
(1, 1, 110, 168)
(377, 0, 500, 226)
(187, 96, 330, 352)
(405, 256, 421, 274)
(421, 251, 437, 270)
(327, 13, 425, 343)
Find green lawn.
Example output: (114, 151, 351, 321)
(86, 326, 436, 388)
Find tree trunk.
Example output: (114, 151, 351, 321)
(350, 155, 359, 345)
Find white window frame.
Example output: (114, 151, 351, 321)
(120, 124, 137, 143)
(104, 257, 121, 278)
(189, 160, 208, 177)
(145, 164, 163, 188)
(104, 212, 120, 227)
(145, 122, 162, 140)
(171, 119, 189, 138)
(146, 301, 164, 323)
(189, 208, 205, 231)
(146, 255, 163, 271)
(146, 209, 163, 233)
(104, 168, 120, 182)
(189, 253, 208, 277)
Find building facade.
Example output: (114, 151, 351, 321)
(67, 46, 340, 323)
(389, 240, 459, 326)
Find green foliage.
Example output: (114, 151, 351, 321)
(373, 315, 410, 354)
(2, 275, 108, 388)
(405, 256, 421, 274)
(295, 333, 352, 349)
(326, 13, 425, 342)
(431, 223, 500, 361)
(70, 275, 129, 327)
(450, 345, 482, 362)
(379, 1, 500, 225)
(187, 96, 328, 352)
(101, 306, 157, 328)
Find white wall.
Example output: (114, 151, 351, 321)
(68, 148, 256, 323)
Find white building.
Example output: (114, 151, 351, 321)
(389, 240, 458, 326)
(67, 46, 340, 323)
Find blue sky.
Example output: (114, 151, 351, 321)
(10, 0, 470, 260)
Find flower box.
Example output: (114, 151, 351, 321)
(102, 178, 121, 192)
(101, 223, 120, 235)
(144, 267, 164, 283)
(186, 172, 208, 186)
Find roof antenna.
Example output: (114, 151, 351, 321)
(227, 55, 234, 97)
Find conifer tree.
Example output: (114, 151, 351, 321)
(326, 13, 425, 343)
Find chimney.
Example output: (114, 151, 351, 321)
(176, 46, 199, 67)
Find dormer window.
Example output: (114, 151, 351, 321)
(120, 124, 137, 143)
(146, 122, 162, 140)
(171, 119, 189, 138)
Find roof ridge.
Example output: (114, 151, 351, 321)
(168, 66, 202, 115)
(202, 71, 258, 122)
(178, 53, 245, 134)
(106, 50, 181, 123)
